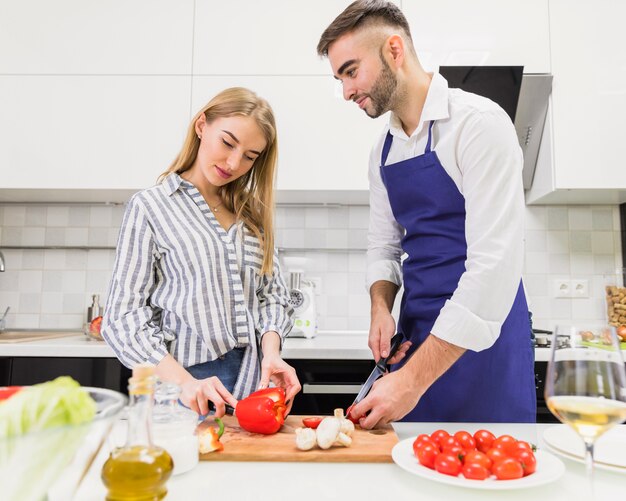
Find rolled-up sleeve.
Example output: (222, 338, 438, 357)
(366, 141, 404, 291)
(256, 249, 294, 340)
(101, 194, 169, 367)
(431, 109, 525, 352)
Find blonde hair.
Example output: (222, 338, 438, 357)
(159, 87, 278, 275)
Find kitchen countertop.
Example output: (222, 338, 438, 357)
(69, 422, 624, 500)
(0, 330, 556, 361)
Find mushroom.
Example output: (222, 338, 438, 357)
(334, 408, 355, 437)
(316, 416, 352, 449)
(295, 427, 317, 451)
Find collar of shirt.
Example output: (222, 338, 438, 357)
(161, 172, 191, 196)
(388, 72, 451, 140)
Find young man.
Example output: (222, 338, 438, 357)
(318, 0, 535, 427)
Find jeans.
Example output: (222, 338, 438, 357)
(186, 348, 245, 394)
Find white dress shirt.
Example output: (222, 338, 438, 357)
(366, 72, 525, 352)
(102, 173, 293, 399)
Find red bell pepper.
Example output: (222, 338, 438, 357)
(236, 387, 286, 435)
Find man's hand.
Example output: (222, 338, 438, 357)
(349, 369, 421, 429)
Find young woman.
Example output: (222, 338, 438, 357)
(102, 87, 300, 417)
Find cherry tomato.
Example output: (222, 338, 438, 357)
(416, 443, 440, 469)
(345, 405, 360, 425)
(486, 447, 509, 466)
(473, 429, 496, 453)
(512, 449, 537, 476)
(430, 429, 450, 447)
(302, 417, 323, 429)
(413, 434, 437, 456)
(440, 436, 462, 452)
(509, 440, 535, 454)
(454, 431, 476, 451)
(493, 435, 517, 453)
(462, 463, 490, 480)
(464, 450, 492, 470)
(442, 445, 466, 459)
(434, 453, 462, 477)
(493, 458, 524, 480)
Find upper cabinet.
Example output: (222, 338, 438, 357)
(402, 0, 551, 73)
(0, 0, 194, 74)
(193, 0, 370, 76)
(526, 0, 626, 204)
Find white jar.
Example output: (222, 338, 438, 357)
(153, 382, 199, 475)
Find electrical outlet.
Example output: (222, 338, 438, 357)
(571, 279, 589, 298)
(552, 279, 571, 298)
(308, 276, 322, 295)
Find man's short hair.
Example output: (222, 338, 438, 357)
(317, 0, 413, 57)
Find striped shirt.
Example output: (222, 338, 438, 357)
(101, 173, 294, 399)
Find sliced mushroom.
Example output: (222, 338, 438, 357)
(334, 408, 355, 436)
(295, 427, 317, 451)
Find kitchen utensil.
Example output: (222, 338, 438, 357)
(199, 414, 398, 462)
(349, 333, 404, 409)
(392, 437, 565, 489)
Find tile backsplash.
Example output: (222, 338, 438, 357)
(0, 203, 623, 332)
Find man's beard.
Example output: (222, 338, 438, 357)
(364, 53, 398, 118)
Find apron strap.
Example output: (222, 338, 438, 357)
(380, 131, 393, 167)
(425, 120, 435, 153)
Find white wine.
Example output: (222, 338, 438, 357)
(547, 395, 626, 440)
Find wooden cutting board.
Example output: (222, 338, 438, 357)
(199, 414, 399, 463)
(0, 331, 80, 343)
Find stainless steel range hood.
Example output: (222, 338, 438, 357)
(439, 66, 553, 190)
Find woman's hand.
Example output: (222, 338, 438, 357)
(259, 331, 302, 414)
(178, 376, 239, 417)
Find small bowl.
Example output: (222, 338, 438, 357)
(0, 387, 126, 501)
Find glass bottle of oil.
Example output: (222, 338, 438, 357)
(101, 364, 174, 500)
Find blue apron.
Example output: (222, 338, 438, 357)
(380, 121, 536, 423)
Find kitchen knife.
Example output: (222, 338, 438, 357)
(349, 333, 404, 410)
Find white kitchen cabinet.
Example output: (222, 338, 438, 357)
(526, 0, 626, 204)
(401, 0, 551, 73)
(191, 76, 386, 201)
(0, 76, 191, 202)
(0, 0, 194, 75)
(193, 0, 365, 75)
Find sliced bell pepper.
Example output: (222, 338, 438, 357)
(236, 387, 286, 435)
(198, 418, 225, 453)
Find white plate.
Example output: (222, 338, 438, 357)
(391, 437, 565, 490)
(543, 424, 626, 474)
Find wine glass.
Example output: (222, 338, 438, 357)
(545, 324, 626, 480)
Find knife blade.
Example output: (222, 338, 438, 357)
(349, 333, 404, 410)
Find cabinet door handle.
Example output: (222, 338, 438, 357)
(302, 384, 362, 394)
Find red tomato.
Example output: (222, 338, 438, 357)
(0, 386, 22, 400)
(430, 429, 450, 447)
(440, 436, 462, 452)
(493, 458, 524, 480)
(412, 434, 437, 455)
(434, 453, 462, 476)
(512, 449, 537, 476)
(493, 435, 517, 453)
(464, 450, 492, 470)
(302, 417, 323, 429)
(462, 463, 490, 480)
(416, 443, 440, 469)
(486, 447, 509, 466)
(454, 431, 476, 451)
(473, 429, 496, 453)
(509, 440, 535, 454)
(442, 445, 466, 459)
(345, 405, 361, 425)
